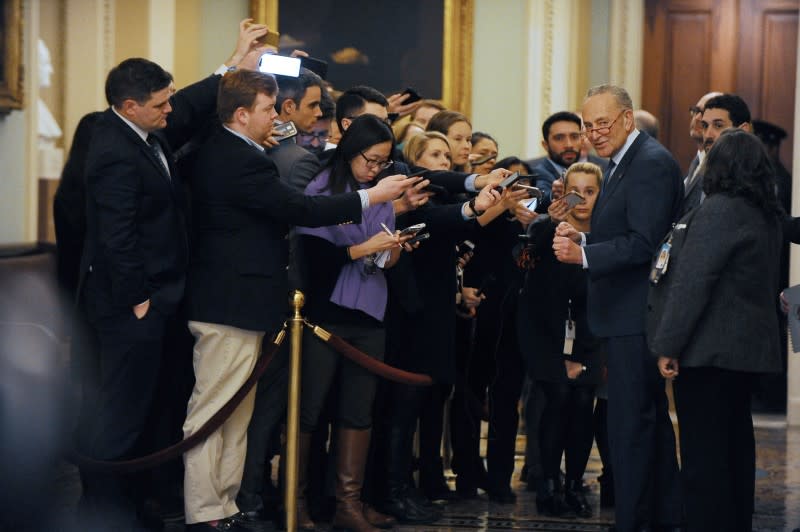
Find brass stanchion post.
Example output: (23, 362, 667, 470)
(285, 290, 305, 532)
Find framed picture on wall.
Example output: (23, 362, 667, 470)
(0, 0, 23, 114)
(250, 0, 473, 115)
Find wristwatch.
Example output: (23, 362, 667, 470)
(467, 197, 485, 217)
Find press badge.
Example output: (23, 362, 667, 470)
(563, 319, 576, 355)
(649, 234, 674, 284)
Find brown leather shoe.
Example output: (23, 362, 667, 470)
(363, 503, 396, 529)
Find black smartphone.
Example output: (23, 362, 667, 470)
(401, 86, 422, 104)
(471, 153, 495, 166)
(406, 232, 430, 245)
(494, 172, 522, 192)
(399, 223, 426, 236)
(272, 121, 298, 141)
(407, 168, 430, 178)
(300, 56, 328, 79)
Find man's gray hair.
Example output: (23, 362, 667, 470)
(586, 84, 634, 110)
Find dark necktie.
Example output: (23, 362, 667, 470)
(147, 135, 170, 178)
(600, 160, 616, 197)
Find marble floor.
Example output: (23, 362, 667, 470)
(45, 414, 800, 532)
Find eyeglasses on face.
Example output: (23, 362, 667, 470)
(581, 110, 626, 138)
(689, 106, 703, 116)
(298, 131, 330, 142)
(359, 151, 393, 170)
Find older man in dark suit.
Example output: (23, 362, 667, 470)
(553, 85, 683, 532)
(182, 70, 414, 531)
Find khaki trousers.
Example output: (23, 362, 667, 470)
(183, 320, 262, 524)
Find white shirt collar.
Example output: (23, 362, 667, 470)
(223, 125, 265, 152)
(610, 129, 641, 167)
(112, 106, 149, 143)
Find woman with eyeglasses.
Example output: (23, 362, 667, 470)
(293, 114, 415, 532)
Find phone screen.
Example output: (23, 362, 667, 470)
(258, 54, 301, 77)
(523, 197, 538, 211)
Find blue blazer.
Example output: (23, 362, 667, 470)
(584, 131, 683, 337)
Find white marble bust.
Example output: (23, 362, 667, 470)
(38, 39, 64, 177)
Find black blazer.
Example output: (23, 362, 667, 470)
(80, 75, 220, 319)
(185, 127, 362, 334)
(647, 195, 782, 373)
(532, 159, 561, 199)
(584, 131, 683, 337)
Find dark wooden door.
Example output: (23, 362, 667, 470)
(642, 0, 737, 174)
(737, 0, 798, 170)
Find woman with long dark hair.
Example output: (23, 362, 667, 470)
(294, 114, 412, 532)
(648, 129, 783, 531)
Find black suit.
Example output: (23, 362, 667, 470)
(680, 153, 704, 217)
(583, 131, 683, 531)
(532, 159, 563, 199)
(185, 126, 361, 335)
(184, 127, 362, 515)
(78, 74, 220, 527)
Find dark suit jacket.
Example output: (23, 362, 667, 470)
(647, 195, 782, 373)
(80, 75, 220, 319)
(185, 127, 362, 334)
(532, 159, 561, 199)
(584, 131, 683, 337)
(267, 139, 321, 191)
(680, 154, 703, 217)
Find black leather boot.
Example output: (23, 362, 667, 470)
(565, 479, 592, 518)
(535, 478, 568, 516)
(380, 425, 442, 524)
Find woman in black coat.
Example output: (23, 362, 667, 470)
(379, 131, 501, 521)
(648, 129, 783, 532)
(521, 162, 604, 517)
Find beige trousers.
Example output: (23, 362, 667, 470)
(183, 320, 263, 524)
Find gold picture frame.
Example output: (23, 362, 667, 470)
(0, 0, 24, 114)
(250, 0, 473, 115)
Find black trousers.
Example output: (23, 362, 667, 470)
(236, 339, 289, 513)
(78, 306, 168, 530)
(606, 335, 682, 532)
(418, 382, 452, 487)
(673, 367, 755, 532)
(537, 380, 594, 482)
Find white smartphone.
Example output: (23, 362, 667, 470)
(258, 54, 301, 77)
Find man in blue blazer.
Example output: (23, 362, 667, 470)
(553, 85, 683, 532)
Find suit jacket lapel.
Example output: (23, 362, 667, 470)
(592, 131, 649, 220)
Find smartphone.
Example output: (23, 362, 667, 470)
(300, 56, 328, 79)
(407, 168, 430, 178)
(272, 121, 298, 141)
(563, 190, 586, 208)
(261, 29, 280, 48)
(458, 240, 475, 252)
(400, 223, 426, 236)
(406, 232, 430, 245)
(513, 183, 543, 199)
(471, 153, 495, 166)
(258, 54, 301, 77)
(422, 183, 447, 195)
(401, 87, 422, 105)
(494, 172, 522, 192)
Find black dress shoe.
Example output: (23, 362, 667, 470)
(564, 479, 592, 518)
(381, 486, 442, 524)
(230, 511, 277, 530)
(536, 478, 568, 517)
(186, 518, 249, 531)
(487, 489, 517, 504)
(421, 478, 459, 502)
